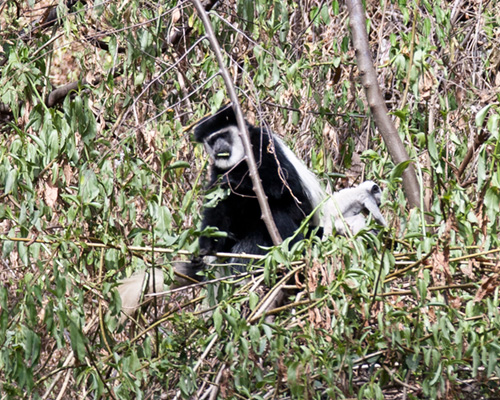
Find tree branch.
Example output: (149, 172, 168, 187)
(457, 130, 489, 181)
(167, 0, 218, 47)
(45, 79, 88, 107)
(191, 0, 282, 246)
(346, 0, 424, 211)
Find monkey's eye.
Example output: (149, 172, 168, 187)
(216, 152, 230, 158)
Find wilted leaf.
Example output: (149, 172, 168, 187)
(430, 251, 451, 286)
(474, 273, 500, 302)
(44, 180, 58, 209)
(419, 69, 437, 100)
(63, 162, 73, 184)
(461, 260, 476, 279)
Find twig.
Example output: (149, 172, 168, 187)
(248, 265, 304, 323)
(384, 250, 434, 282)
(382, 365, 420, 393)
(379, 283, 476, 297)
(40, 316, 98, 399)
(457, 130, 489, 180)
(146, 268, 265, 297)
(451, 247, 500, 262)
(173, 333, 219, 400)
(260, 298, 315, 317)
(2, 236, 267, 261)
(54, 369, 72, 400)
(208, 364, 225, 400)
(400, 0, 420, 109)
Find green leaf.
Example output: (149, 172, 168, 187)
(155, 205, 173, 238)
(475, 104, 492, 127)
(79, 169, 99, 203)
(24, 329, 41, 367)
(69, 320, 86, 361)
(405, 354, 420, 370)
(140, 29, 153, 51)
(487, 112, 499, 138)
(472, 347, 479, 376)
(389, 160, 411, 181)
(485, 187, 500, 221)
(4, 168, 17, 194)
(477, 147, 486, 189)
(249, 292, 259, 310)
(212, 90, 225, 110)
(213, 307, 222, 333)
(168, 161, 190, 170)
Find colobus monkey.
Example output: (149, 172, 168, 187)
(116, 106, 387, 323)
(330, 180, 387, 236)
(194, 104, 325, 267)
(115, 105, 326, 323)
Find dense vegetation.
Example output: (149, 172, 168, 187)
(1, 0, 499, 398)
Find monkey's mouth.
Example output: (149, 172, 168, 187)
(216, 152, 231, 158)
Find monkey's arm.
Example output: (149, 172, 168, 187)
(272, 208, 306, 244)
(335, 214, 367, 235)
(198, 201, 234, 255)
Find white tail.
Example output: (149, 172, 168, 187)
(116, 262, 200, 324)
(117, 268, 164, 324)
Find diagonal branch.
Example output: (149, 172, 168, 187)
(346, 0, 424, 211)
(191, 0, 282, 246)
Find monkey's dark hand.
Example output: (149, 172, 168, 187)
(190, 256, 206, 271)
(198, 236, 219, 256)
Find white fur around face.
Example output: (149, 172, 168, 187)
(205, 126, 245, 170)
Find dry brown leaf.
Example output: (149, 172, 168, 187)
(430, 251, 451, 286)
(460, 260, 476, 279)
(307, 262, 319, 292)
(314, 308, 322, 325)
(474, 273, 500, 302)
(370, 300, 384, 321)
(171, 7, 181, 24)
(427, 306, 437, 323)
(277, 355, 287, 381)
(448, 295, 462, 309)
(44, 180, 58, 209)
(63, 162, 73, 184)
(419, 69, 437, 100)
(323, 307, 332, 336)
(495, 72, 500, 88)
(219, 367, 234, 398)
(308, 308, 315, 325)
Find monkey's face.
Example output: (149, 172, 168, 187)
(370, 184, 382, 206)
(204, 126, 245, 170)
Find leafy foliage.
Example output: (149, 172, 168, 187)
(1, 0, 500, 398)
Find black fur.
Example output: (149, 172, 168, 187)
(194, 105, 317, 262)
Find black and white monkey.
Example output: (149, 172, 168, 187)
(193, 104, 325, 266)
(116, 105, 388, 322)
